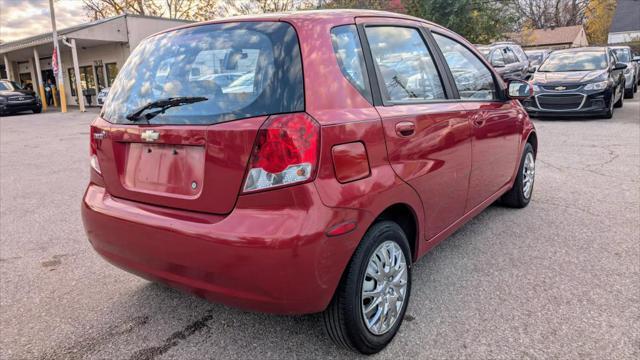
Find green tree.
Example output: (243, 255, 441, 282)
(402, 0, 516, 43)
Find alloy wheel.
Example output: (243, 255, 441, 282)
(361, 240, 408, 335)
(522, 152, 535, 199)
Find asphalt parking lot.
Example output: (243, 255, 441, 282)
(1, 99, 638, 360)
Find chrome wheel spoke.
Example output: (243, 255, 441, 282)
(522, 152, 535, 199)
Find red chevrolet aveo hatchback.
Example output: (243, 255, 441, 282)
(82, 10, 536, 354)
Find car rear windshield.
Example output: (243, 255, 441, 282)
(538, 51, 607, 72)
(101, 21, 304, 125)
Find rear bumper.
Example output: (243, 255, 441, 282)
(81, 183, 365, 314)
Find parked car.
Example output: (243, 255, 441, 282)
(477, 42, 530, 80)
(0, 79, 42, 116)
(610, 45, 638, 98)
(96, 87, 110, 105)
(524, 47, 626, 119)
(81, 10, 537, 354)
(525, 49, 551, 69)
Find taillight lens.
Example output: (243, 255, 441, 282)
(242, 113, 320, 193)
(90, 126, 103, 175)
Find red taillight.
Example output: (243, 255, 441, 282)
(90, 126, 103, 175)
(242, 113, 320, 193)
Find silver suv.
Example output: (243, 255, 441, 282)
(477, 42, 531, 81)
(611, 46, 638, 98)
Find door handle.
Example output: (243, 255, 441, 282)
(473, 114, 486, 127)
(395, 121, 416, 137)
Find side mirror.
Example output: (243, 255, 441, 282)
(613, 62, 627, 70)
(492, 59, 505, 68)
(506, 80, 533, 100)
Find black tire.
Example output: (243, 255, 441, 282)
(500, 142, 535, 208)
(33, 107, 42, 114)
(615, 85, 624, 108)
(323, 221, 412, 354)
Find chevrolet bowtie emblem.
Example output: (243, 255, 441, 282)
(141, 130, 159, 142)
(555, 86, 567, 91)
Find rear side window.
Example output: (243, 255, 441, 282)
(365, 26, 446, 102)
(491, 50, 505, 65)
(433, 34, 497, 101)
(331, 25, 371, 103)
(102, 22, 303, 125)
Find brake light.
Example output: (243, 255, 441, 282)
(90, 126, 103, 175)
(242, 113, 320, 193)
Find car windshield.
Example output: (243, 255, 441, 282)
(101, 21, 303, 125)
(0, 81, 22, 91)
(538, 51, 607, 72)
(612, 48, 631, 62)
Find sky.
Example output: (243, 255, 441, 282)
(0, 0, 87, 43)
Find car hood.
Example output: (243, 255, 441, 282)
(0, 90, 36, 97)
(532, 70, 607, 85)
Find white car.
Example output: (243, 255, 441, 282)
(96, 87, 110, 105)
(611, 46, 638, 98)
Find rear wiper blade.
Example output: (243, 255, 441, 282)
(125, 96, 207, 122)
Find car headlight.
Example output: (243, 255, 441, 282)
(584, 81, 608, 90)
(0, 96, 6, 104)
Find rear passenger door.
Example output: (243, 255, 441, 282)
(356, 17, 473, 240)
(432, 33, 521, 212)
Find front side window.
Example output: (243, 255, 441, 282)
(102, 22, 303, 125)
(365, 26, 446, 102)
(331, 25, 371, 103)
(504, 48, 519, 64)
(612, 48, 631, 62)
(433, 34, 497, 100)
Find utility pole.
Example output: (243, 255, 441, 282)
(49, 0, 67, 112)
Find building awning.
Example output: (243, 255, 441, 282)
(0, 15, 129, 55)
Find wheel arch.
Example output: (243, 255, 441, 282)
(526, 131, 538, 156)
(374, 203, 419, 262)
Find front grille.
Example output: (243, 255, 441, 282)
(541, 85, 582, 91)
(536, 94, 585, 110)
(8, 95, 34, 102)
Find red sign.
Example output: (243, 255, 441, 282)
(52, 47, 58, 76)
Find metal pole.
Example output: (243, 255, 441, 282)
(3, 55, 12, 81)
(33, 48, 47, 111)
(69, 38, 85, 112)
(49, 0, 67, 112)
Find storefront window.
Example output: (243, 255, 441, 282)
(68, 66, 96, 96)
(105, 63, 118, 87)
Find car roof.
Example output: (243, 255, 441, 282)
(554, 47, 607, 53)
(150, 10, 446, 38)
